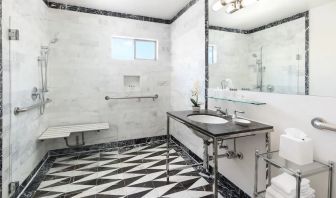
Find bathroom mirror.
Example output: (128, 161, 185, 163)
(208, 0, 336, 97)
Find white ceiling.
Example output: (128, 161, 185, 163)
(209, 0, 336, 29)
(51, 0, 191, 20)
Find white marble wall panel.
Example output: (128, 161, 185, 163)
(170, 0, 206, 158)
(45, 9, 172, 149)
(2, 0, 49, 197)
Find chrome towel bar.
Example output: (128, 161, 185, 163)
(311, 117, 336, 132)
(105, 94, 159, 101)
(14, 98, 52, 115)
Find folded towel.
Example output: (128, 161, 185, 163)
(272, 173, 310, 195)
(266, 186, 285, 198)
(266, 186, 315, 198)
(273, 185, 316, 198)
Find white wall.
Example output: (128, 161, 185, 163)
(170, 0, 206, 156)
(45, 9, 171, 149)
(206, 2, 336, 196)
(2, 0, 49, 197)
(309, 1, 336, 97)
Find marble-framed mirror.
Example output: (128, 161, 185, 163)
(207, 0, 336, 97)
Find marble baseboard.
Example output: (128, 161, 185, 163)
(49, 135, 167, 156)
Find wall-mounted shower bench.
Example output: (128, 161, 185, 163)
(38, 123, 109, 147)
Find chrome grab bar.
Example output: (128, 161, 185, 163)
(14, 98, 52, 115)
(311, 117, 336, 132)
(105, 94, 159, 101)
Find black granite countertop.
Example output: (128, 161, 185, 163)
(167, 110, 273, 138)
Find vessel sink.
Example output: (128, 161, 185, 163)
(187, 114, 228, 124)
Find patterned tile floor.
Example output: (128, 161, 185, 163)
(31, 141, 224, 198)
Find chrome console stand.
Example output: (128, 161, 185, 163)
(166, 114, 273, 198)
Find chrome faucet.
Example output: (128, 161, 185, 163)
(214, 106, 228, 116)
(233, 110, 245, 119)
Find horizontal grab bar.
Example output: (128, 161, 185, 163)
(14, 98, 52, 115)
(311, 117, 336, 132)
(105, 94, 159, 101)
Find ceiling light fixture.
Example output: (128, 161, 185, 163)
(212, 0, 236, 11)
(212, 0, 259, 13)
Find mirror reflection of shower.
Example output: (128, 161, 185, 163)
(252, 47, 265, 92)
(37, 36, 58, 114)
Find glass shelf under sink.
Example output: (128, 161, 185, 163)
(208, 96, 266, 105)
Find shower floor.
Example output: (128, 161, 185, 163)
(29, 141, 224, 198)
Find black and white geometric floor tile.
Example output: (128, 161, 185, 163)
(32, 142, 224, 198)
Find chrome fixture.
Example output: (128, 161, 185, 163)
(214, 106, 228, 116)
(36, 37, 58, 114)
(233, 110, 245, 119)
(212, 0, 259, 13)
(8, 29, 19, 40)
(31, 87, 39, 101)
(311, 117, 336, 132)
(105, 94, 159, 101)
(166, 114, 270, 197)
(253, 47, 265, 92)
(14, 98, 52, 115)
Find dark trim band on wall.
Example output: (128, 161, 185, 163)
(210, 11, 309, 35)
(170, 0, 199, 23)
(305, 12, 310, 95)
(43, 0, 199, 25)
(205, 0, 209, 109)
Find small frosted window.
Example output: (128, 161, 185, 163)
(208, 45, 217, 65)
(135, 40, 157, 60)
(111, 38, 134, 60)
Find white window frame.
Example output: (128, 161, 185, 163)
(208, 44, 217, 65)
(111, 36, 158, 61)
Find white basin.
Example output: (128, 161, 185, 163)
(187, 115, 228, 124)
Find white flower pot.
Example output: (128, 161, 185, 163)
(192, 106, 201, 112)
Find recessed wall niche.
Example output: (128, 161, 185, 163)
(124, 75, 141, 92)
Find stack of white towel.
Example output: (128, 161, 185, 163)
(265, 173, 315, 198)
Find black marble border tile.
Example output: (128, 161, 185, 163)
(209, 11, 308, 35)
(49, 135, 167, 156)
(209, 25, 249, 34)
(205, 0, 209, 110)
(247, 11, 308, 34)
(170, 0, 199, 23)
(14, 153, 50, 198)
(305, 12, 310, 95)
(42, 0, 199, 25)
(44, 1, 171, 24)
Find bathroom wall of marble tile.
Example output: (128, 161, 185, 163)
(209, 17, 306, 95)
(2, 0, 50, 197)
(44, 8, 172, 149)
(170, 0, 207, 163)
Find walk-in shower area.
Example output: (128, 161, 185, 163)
(3, 0, 336, 198)
(1, 0, 229, 197)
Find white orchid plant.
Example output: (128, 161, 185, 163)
(190, 81, 201, 107)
